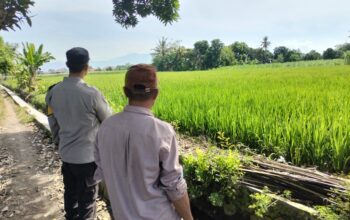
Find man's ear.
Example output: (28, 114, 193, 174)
(123, 87, 131, 98)
(83, 64, 89, 71)
(152, 89, 159, 100)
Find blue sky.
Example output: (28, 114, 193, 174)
(1, 0, 350, 67)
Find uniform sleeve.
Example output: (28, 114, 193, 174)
(45, 90, 60, 145)
(94, 133, 104, 182)
(159, 130, 188, 201)
(93, 90, 113, 123)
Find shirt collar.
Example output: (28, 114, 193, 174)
(124, 105, 154, 117)
(63, 76, 85, 83)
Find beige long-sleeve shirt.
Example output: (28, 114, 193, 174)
(94, 105, 187, 220)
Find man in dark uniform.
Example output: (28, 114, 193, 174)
(46, 47, 112, 219)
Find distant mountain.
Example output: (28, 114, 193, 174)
(41, 53, 152, 71)
(91, 53, 152, 68)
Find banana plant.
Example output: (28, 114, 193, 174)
(20, 42, 54, 94)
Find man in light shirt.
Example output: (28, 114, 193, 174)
(94, 64, 193, 220)
(46, 47, 112, 219)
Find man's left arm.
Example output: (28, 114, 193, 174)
(159, 129, 193, 219)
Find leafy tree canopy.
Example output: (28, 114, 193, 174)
(323, 48, 338, 60)
(112, 0, 180, 28)
(304, 50, 321, 61)
(0, 0, 34, 31)
(0, 36, 16, 78)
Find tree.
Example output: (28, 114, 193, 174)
(0, 0, 34, 31)
(193, 40, 209, 70)
(252, 48, 273, 64)
(105, 66, 113, 71)
(220, 46, 235, 66)
(336, 43, 350, 53)
(323, 48, 338, 60)
(152, 37, 172, 58)
(112, 0, 180, 28)
(20, 43, 54, 93)
(261, 36, 271, 51)
(0, 36, 16, 79)
(273, 46, 290, 62)
(303, 50, 321, 61)
(288, 49, 303, 62)
(230, 42, 251, 64)
(206, 39, 224, 69)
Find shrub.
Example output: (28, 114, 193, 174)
(181, 147, 243, 215)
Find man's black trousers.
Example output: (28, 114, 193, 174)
(61, 162, 98, 220)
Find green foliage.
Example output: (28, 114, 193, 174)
(274, 46, 290, 62)
(323, 48, 341, 60)
(304, 50, 321, 61)
(249, 187, 276, 218)
(193, 40, 209, 69)
(220, 46, 236, 66)
(261, 36, 271, 51)
(0, 0, 34, 31)
(288, 49, 303, 62)
(4, 61, 350, 172)
(344, 51, 350, 65)
(251, 48, 273, 64)
(14, 63, 29, 90)
(112, 0, 179, 28)
(20, 42, 54, 93)
(0, 36, 16, 79)
(314, 206, 341, 220)
(206, 39, 224, 69)
(216, 131, 234, 149)
(181, 148, 243, 209)
(336, 43, 350, 53)
(314, 185, 350, 220)
(230, 41, 251, 64)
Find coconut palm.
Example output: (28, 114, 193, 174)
(261, 36, 271, 51)
(20, 42, 54, 93)
(152, 37, 171, 58)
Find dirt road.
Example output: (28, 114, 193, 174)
(0, 91, 110, 219)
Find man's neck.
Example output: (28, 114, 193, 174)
(128, 100, 154, 110)
(69, 72, 85, 79)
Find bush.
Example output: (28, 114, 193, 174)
(181, 148, 243, 215)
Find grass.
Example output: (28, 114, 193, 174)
(0, 92, 4, 123)
(15, 105, 34, 124)
(3, 60, 350, 172)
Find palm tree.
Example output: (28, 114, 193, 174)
(152, 37, 171, 58)
(20, 42, 54, 93)
(261, 36, 271, 51)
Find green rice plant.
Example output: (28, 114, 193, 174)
(3, 60, 350, 172)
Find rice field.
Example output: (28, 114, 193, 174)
(6, 60, 350, 172)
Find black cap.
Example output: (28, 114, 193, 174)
(66, 47, 89, 66)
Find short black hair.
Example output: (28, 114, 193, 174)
(65, 47, 89, 73)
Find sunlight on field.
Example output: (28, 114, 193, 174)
(6, 60, 350, 172)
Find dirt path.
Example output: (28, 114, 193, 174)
(0, 91, 111, 220)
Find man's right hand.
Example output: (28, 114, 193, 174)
(172, 192, 193, 220)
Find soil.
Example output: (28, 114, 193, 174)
(0, 91, 111, 220)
